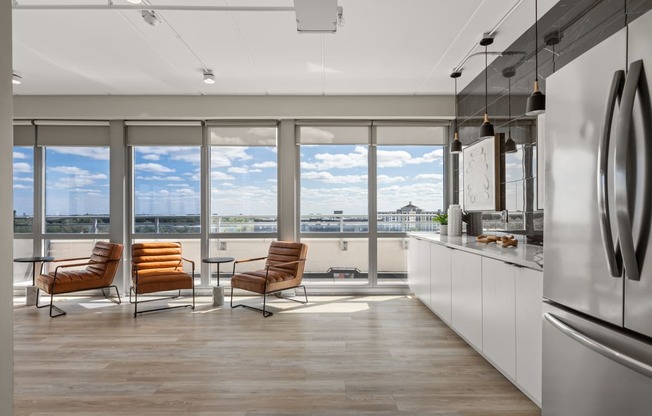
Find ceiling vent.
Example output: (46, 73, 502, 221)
(294, 0, 340, 34)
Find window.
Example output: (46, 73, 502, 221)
(133, 146, 201, 234)
(45, 146, 110, 233)
(13, 146, 33, 233)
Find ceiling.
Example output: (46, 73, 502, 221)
(11, 0, 558, 96)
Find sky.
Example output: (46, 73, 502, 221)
(12, 129, 447, 218)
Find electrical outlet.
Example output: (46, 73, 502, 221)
(340, 240, 348, 251)
(219, 241, 227, 251)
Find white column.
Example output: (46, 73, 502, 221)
(0, 0, 15, 413)
(109, 121, 127, 292)
(277, 120, 297, 241)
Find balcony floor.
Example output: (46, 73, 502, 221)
(14, 295, 539, 415)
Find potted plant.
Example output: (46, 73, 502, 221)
(433, 213, 448, 235)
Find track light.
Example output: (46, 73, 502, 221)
(479, 34, 495, 140)
(141, 10, 161, 26)
(203, 70, 215, 84)
(12, 73, 22, 85)
(450, 70, 462, 154)
(526, 0, 545, 116)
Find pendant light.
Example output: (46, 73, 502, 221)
(479, 34, 495, 140)
(450, 70, 463, 154)
(526, 0, 545, 116)
(503, 67, 517, 153)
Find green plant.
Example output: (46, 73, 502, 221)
(433, 213, 448, 225)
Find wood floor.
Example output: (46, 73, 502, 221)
(14, 294, 540, 416)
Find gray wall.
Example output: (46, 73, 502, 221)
(1, 0, 14, 413)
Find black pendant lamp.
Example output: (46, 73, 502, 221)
(526, 0, 545, 116)
(503, 67, 517, 153)
(479, 34, 495, 140)
(450, 70, 463, 154)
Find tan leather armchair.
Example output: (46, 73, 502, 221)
(230, 241, 308, 317)
(36, 241, 124, 318)
(130, 242, 195, 317)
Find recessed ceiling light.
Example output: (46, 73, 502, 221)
(126, 0, 143, 4)
(203, 70, 215, 84)
(12, 74, 22, 85)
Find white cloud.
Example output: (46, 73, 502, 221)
(176, 188, 197, 196)
(211, 171, 235, 181)
(302, 146, 367, 171)
(377, 150, 412, 168)
(13, 184, 29, 189)
(13, 151, 27, 159)
(142, 154, 160, 161)
(135, 147, 200, 165)
(13, 177, 34, 182)
(49, 147, 109, 161)
(136, 175, 183, 181)
(13, 162, 32, 173)
(211, 147, 253, 167)
(303, 171, 367, 184)
(406, 149, 444, 164)
(251, 161, 277, 168)
(135, 163, 175, 173)
(415, 173, 444, 180)
(228, 167, 262, 174)
(377, 175, 406, 184)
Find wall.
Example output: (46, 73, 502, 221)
(1, 0, 14, 413)
(452, 0, 652, 242)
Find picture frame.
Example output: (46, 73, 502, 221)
(463, 134, 502, 212)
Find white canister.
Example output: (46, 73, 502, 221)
(448, 204, 463, 236)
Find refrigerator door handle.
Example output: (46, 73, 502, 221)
(597, 70, 625, 277)
(614, 60, 643, 281)
(545, 312, 652, 378)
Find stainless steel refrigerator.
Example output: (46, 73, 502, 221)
(543, 8, 652, 416)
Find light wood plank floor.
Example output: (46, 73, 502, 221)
(14, 294, 540, 416)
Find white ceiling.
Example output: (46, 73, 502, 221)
(11, 0, 558, 96)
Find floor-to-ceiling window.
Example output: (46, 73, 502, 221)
(375, 124, 447, 285)
(298, 124, 370, 284)
(12, 130, 34, 286)
(127, 122, 203, 283)
(208, 124, 278, 285)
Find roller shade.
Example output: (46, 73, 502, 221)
(375, 125, 447, 145)
(35, 121, 110, 146)
(297, 125, 369, 144)
(126, 121, 202, 146)
(209, 126, 277, 146)
(13, 124, 35, 146)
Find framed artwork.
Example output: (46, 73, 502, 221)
(463, 135, 502, 211)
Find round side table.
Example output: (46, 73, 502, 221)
(202, 257, 234, 306)
(14, 256, 55, 306)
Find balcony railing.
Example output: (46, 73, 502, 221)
(14, 213, 445, 234)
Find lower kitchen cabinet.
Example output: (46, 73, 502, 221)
(516, 267, 543, 404)
(430, 244, 452, 324)
(482, 258, 517, 379)
(408, 236, 543, 407)
(451, 249, 483, 350)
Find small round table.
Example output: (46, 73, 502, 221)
(202, 257, 234, 306)
(14, 256, 55, 286)
(14, 256, 55, 306)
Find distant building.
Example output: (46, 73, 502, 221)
(377, 202, 440, 232)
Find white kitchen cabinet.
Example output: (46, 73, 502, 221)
(482, 258, 517, 379)
(515, 267, 543, 404)
(451, 249, 483, 349)
(408, 237, 431, 307)
(430, 244, 452, 324)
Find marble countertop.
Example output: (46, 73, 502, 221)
(409, 233, 544, 271)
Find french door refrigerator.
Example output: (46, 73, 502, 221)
(543, 8, 652, 416)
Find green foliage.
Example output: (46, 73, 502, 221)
(433, 213, 448, 225)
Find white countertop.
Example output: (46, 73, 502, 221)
(409, 233, 544, 271)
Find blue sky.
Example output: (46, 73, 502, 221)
(13, 141, 445, 217)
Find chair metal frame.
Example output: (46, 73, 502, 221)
(35, 258, 122, 318)
(230, 258, 308, 317)
(130, 251, 195, 318)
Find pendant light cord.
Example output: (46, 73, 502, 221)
(485, 44, 488, 113)
(508, 75, 511, 136)
(454, 77, 458, 133)
(534, 0, 538, 83)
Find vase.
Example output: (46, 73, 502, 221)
(466, 212, 484, 236)
(440, 224, 448, 235)
(448, 204, 463, 236)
